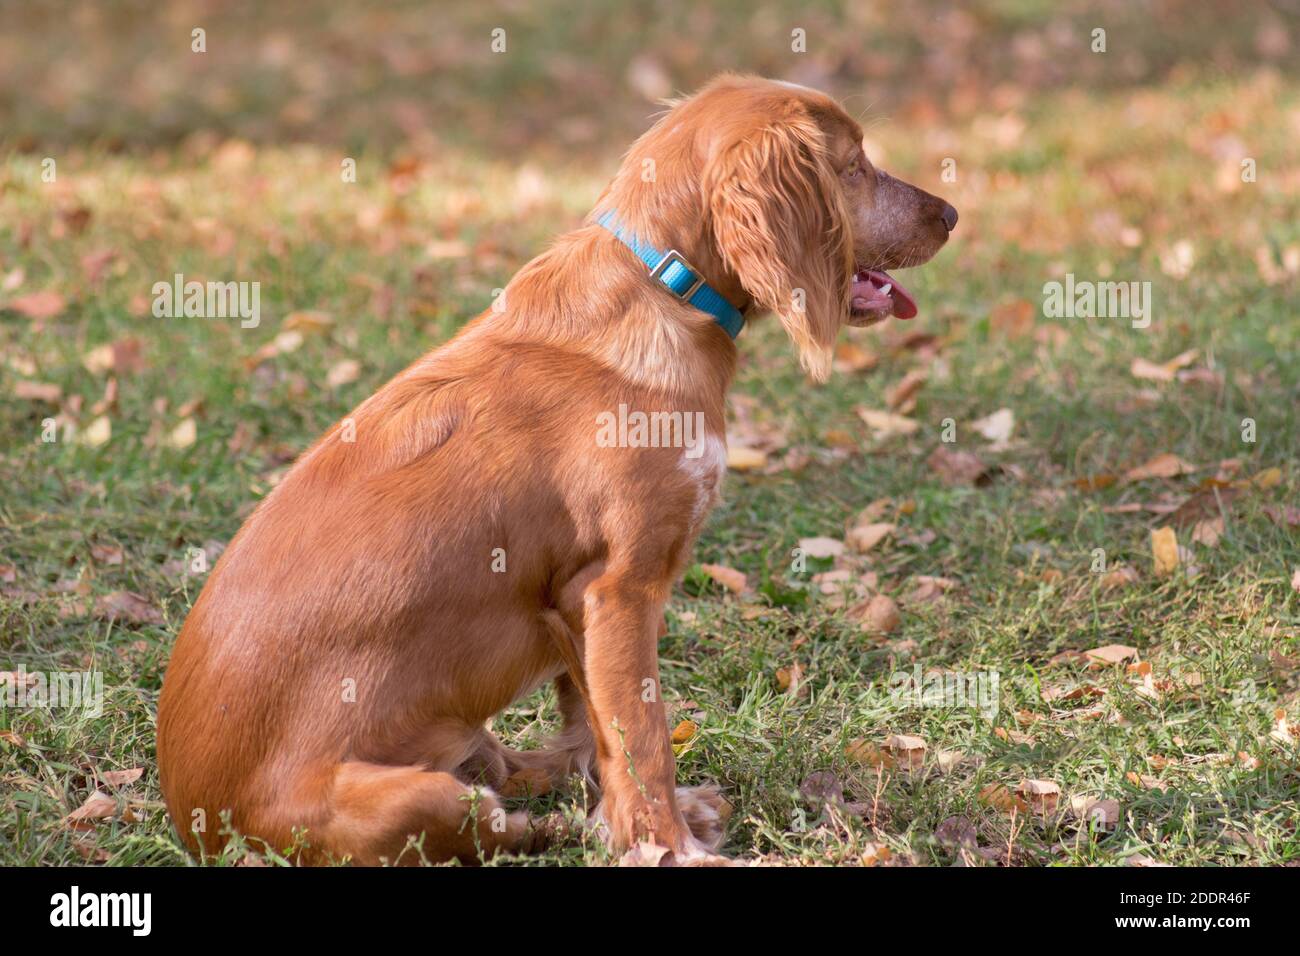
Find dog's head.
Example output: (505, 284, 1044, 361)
(693, 76, 957, 379)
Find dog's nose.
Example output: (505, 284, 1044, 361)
(940, 203, 958, 232)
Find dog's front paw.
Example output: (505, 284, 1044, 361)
(675, 784, 730, 853)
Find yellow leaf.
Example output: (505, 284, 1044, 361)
(80, 415, 111, 447)
(726, 445, 767, 471)
(166, 417, 197, 449)
(1151, 526, 1179, 576)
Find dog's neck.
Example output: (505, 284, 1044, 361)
(486, 225, 738, 405)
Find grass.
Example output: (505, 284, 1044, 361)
(1, 3, 1299, 867)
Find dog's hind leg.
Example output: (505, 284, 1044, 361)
(308, 760, 551, 865)
(465, 673, 596, 790)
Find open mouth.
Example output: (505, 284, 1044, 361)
(850, 269, 918, 321)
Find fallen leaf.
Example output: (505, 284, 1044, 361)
(798, 536, 844, 559)
(857, 407, 919, 436)
(832, 341, 878, 373)
(845, 739, 894, 769)
(93, 591, 163, 626)
(881, 733, 926, 769)
(850, 594, 900, 633)
(1122, 453, 1197, 483)
(698, 563, 746, 594)
(1070, 796, 1120, 829)
(927, 446, 990, 485)
(1085, 644, 1139, 667)
(64, 791, 121, 825)
(80, 415, 112, 447)
(327, 359, 361, 387)
(1151, 526, 1179, 576)
(281, 310, 334, 333)
(726, 445, 767, 471)
(775, 661, 805, 695)
(670, 720, 698, 744)
(166, 417, 197, 449)
(100, 768, 144, 787)
(1017, 779, 1061, 815)
(845, 522, 894, 552)
(1130, 349, 1197, 382)
(1191, 516, 1224, 548)
(978, 783, 1028, 813)
(971, 407, 1015, 449)
(6, 290, 66, 320)
(90, 543, 124, 565)
(860, 843, 892, 866)
(14, 380, 62, 402)
(885, 369, 928, 412)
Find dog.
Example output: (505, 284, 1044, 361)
(157, 74, 956, 866)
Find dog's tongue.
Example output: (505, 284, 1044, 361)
(851, 269, 918, 320)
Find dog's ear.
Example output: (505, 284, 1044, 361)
(706, 109, 852, 381)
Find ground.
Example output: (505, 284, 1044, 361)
(0, 1, 1297, 866)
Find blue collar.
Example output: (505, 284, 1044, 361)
(596, 210, 745, 339)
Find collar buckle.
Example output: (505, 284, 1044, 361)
(649, 249, 706, 302)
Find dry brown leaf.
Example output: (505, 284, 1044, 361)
(698, 563, 746, 594)
(881, 733, 926, 769)
(845, 522, 894, 552)
(927, 446, 990, 485)
(670, 720, 698, 744)
(64, 791, 121, 825)
(860, 843, 892, 866)
(14, 380, 62, 402)
(6, 290, 66, 320)
(885, 369, 928, 412)
(100, 768, 144, 787)
(1085, 644, 1139, 667)
(90, 543, 124, 566)
(1191, 516, 1224, 548)
(798, 537, 844, 560)
(978, 783, 1028, 813)
(857, 407, 919, 436)
(1122, 453, 1197, 483)
(845, 739, 894, 769)
(1151, 526, 1179, 576)
(1070, 796, 1120, 829)
(775, 661, 805, 695)
(1017, 778, 1061, 814)
(1130, 349, 1197, 382)
(832, 341, 878, 373)
(93, 591, 163, 626)
(850, 594, 900, 633)
(327, 359, 361, 388)
(281, 310, 334, 333)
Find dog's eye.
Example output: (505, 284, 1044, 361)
(845, 163, 863, 180)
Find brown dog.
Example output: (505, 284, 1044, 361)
(157, 74, 956, 865)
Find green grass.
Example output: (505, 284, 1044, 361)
(2, 4, 1299, 866)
